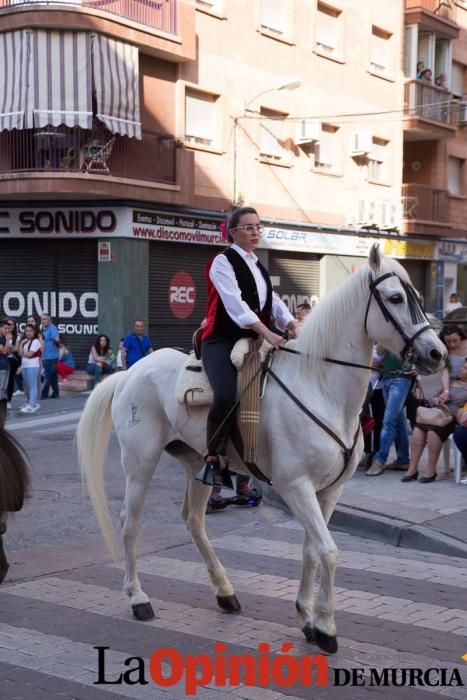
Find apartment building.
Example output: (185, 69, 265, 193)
(0, 0, 450, 363)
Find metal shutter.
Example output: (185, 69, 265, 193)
(269, 251, 321, 315)
(399, 260, 426, 297)
(149, 243, 221, 351)
(0, 239, 97, 367)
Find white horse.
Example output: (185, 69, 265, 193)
(77, 245, 446, 654)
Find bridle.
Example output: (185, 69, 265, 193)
(363, 271, 432, 367)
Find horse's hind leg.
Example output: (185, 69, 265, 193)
(120, 445, 162, 621)
(170, 444, 241, 613)
(280, 476, 340, 654)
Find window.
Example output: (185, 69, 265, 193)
(452, 62, 464, 99)
(260, 0, 289, 35)
(259, 108, 287, 160)
(314, 124, 339, 171)
(368, 137, 388, 182)
(185, 90, 218, 147)
(315, 3, 341, 57)
(370, 26, 392, 76)
(448, 156, 464, 195)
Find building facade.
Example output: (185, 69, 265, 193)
(0, 0, 465, 366)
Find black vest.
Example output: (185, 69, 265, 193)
(212, 247, 273, 340)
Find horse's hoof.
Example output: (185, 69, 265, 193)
(216, 594, 242, 614)
(132, 602, 155, 621)
(302, 623, 315, 643)
(314, 627, 338, 654)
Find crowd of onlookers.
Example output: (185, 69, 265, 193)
(0, 317, 154, 415)
(416, 60, 448, 88)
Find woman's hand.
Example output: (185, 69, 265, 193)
(438, 389, 450, 404)
(264, 330, 287, 349)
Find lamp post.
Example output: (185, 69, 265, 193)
(233, 77, 302, 206)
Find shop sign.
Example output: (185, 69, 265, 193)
(98, 241, 112, 262)
(0, 208, 125, 237)
(262, 227, 436, 260)
(168, 272, 197, 319)
(438, 240, 467, 263)
(0, 291, 98, 336)
(132, 210, 224, 246)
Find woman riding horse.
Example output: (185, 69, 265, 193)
(196, 207, 299, 494)
(0, 318, 29, 583)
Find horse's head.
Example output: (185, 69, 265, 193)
(365, 244, 446, 374)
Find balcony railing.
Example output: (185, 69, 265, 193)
(402, 183, 450, 222)
(404, 0, 457, 22)
(404, 80, 457, 126)
(0, 0, 177, 33)
(0, 126, 177, 184)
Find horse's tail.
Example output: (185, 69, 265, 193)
(77, 372, 126, 560)
(0, 428, 29, 516)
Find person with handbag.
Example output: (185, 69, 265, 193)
(121, 320, 153, 370)
(401, 360, 467, 483)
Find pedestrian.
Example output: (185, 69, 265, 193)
(116, 338, 125, 370)
(40, 313, 60, 400)
(0, 320, 12, 425)
(366, 347, 415, 476)
(295, 302, 312, 327)
(121, 321, 153, 369)
(4, 320, 20, 409)
(87, 334, 115, 386)
(445, 293, 463, 315)
(18, 324, 41, 413)
(57, 336, 75, 383)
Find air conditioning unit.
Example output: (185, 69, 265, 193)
(296, 119, 321, 144)
(351, 131, 373, 156)
(458, 102, 467, 126)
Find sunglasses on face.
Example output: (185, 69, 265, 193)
(231, 224, 264, 235)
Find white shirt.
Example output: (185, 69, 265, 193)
(209, 244, 294, 329)
(21, 339, 41, 368)
(445, 301, 463, 314)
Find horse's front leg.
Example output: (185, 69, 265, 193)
(279, 476, 339, 654)
(295, 532, 319, 636)
(185, 476, 241, 613)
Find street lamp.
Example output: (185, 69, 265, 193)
(233, 77, 302, 205)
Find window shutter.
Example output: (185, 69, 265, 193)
(316, 9, 338, 49)
(448, 157, 462, 195)
(315, 128, 335, 165)
(452, 62, 464, 98)
(370, 33, 387, 69)
(261, 0, 287, 33)
(185, 92, 216, 142)
(260, 115, 284, 157)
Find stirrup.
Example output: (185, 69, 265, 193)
(195, 456, 234, 491)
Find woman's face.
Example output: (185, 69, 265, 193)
(445, 333, 462, 352)
(27, 317, 36, 326)
(99, 336, 107, 348)
(25, 326, 34, 339)
(230, 212, 262, 253)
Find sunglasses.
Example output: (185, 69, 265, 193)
(231, 224, 264, 235)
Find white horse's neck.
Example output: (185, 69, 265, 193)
(278, 267, 374, 440)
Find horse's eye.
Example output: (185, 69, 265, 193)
(389, 293, 403, 304)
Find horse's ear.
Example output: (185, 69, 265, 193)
(368, 243, 382, 274)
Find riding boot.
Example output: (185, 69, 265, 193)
(195, 421, 234, 490)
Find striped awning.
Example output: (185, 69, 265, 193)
(92, 34, 142, 140)
(0, 31, 29, 132)
(25, 30, 93, 130)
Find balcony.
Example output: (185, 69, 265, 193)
(0, 126, 180, 200)
(404, 80, 457, 139)
(0, 0, 196, 61)
(402, 183, 451, 235)
(405, 1, 459, 37)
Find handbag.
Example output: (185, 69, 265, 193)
(416, 404, 453, 428)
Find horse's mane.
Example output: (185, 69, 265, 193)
(293, 256, 410, 400)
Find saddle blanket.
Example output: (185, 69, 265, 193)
(174, 339, 270, 408)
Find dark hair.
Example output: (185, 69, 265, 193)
(226, 207, 259, 243)
(297, 302, 312, 311)
(439, 325, 466, 345)
(24, 323, 39, 340)
(94, 334, 111, 355)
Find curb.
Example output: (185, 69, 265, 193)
(256, 482, 467, 560)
